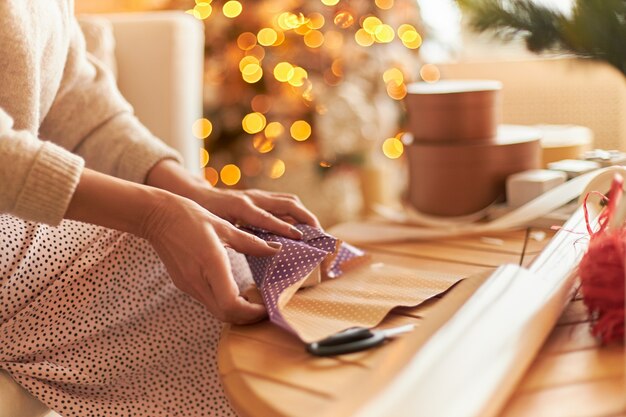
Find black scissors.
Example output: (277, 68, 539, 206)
(306, 324, 415, 356)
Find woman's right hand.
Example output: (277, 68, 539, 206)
(139, 192, 280, 324)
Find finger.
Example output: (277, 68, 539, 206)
(217, 221, 282, 257)
(236, 203, 304, 239)
(202, 240, 267, 323)
(258, 197, 321, 228)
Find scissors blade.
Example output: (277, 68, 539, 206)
(377, 323, 416, 339)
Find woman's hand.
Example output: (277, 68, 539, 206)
(66, 168, 278, 324)
(140, 192, 279, 324)
(146, 159, 321, 239)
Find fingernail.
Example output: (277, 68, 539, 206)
(291, 226, 304, 238)
(266, 241, 282, 250)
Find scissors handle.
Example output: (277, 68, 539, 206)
(306, 327, 386, 356)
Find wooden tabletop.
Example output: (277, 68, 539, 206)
(218, 228, 626, 417)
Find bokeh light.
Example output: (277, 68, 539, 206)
(257, 28, 278, 46)
(237, 32, 257, 50)
(220, 164, 242, 186)
(192, 118, 213, 139)
(242, 112, 267, 134)
(420, 64, 441, 83)
(274, 62, 295, 82)
(362, 16, 382, 34)
(252, 134, 275, 153)
(386, 80, 407, 100)
(251, 94, 272, 113)
(223, 1, 242, 18)
(188, 2, 212, 19)
(382, 137, 404, 159)
(239, 56, 259, 72)
(321, 0, 340, 5)
(355, 28, 375, 46)
(334, 11, 354, 29)
(264, 121, 285, 138)
(383, 68, 403, 84)
(204, 166, 219, 186)
(241, 64, 263, 83)
(304, 30, 324, 48)
(269, 158, 286, 179)
(290, 120, 312, 141)
(288, 67, 308, 87)
(200, 148, 210, 167)
(241, 155, 263, 177)
(375, 0, 394, 9)
(307, 12, 325, 29)
(374, 24, 395, 43)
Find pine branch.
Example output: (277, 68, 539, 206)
(457, 0, 626, 76)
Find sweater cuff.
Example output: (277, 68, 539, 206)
(13, 142, 85, 226)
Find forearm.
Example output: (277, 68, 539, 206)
(65, 167, 168, 237)
(145, 159, 208, 200)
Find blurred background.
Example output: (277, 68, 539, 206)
(75, 0, 625, 226)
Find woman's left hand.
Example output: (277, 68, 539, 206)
(146, 159, 321, 239)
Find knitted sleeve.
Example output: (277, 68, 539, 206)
(0, 110, 84, 225)
(39, 17, 182, 184)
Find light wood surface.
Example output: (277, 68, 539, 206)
(218, 228, 626, 417)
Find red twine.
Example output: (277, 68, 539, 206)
(578, 174, 626, 344)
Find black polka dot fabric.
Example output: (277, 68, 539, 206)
(0, 214, 237, 416)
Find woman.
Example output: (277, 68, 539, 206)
(0, 1, 320, 416)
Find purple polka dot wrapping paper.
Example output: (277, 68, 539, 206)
(246, 224, 463, 343)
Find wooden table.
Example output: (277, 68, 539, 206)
(218, 227, 626, 417)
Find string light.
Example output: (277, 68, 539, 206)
(242, 112, 267, 134)
(382, 137, 404, 159)
(192, 118, 213, 139)
(220, 164, 242, 186)
(257, 28, 278, 46)
(290, 120, 312, 141)
(223, 0, 243, 18)
(204, 167, 219, 186)
(269, 158, 286, 179)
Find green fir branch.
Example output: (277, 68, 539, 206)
(457, 0, 626, 76)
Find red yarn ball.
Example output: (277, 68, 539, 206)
(578, 229, 626, 344)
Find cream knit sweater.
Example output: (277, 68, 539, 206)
(0, 0, 181, 226)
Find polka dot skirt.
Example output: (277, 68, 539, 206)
(0, 214, 237, 416)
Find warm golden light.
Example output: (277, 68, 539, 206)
(420, 64, 441, 83)
(321, 0, 340, 5)
(273, 30, 286, 46)
(241, 155, 263, 177)
(192, 118, 213, 139)
(252, 134, 275, 153)
(382, 137, 404, 159)
(307, 12, 325, 29)
(223, 0, 242, 18)
(239, 56, 259, 72)
(288, 67, 308, 87)
(251, 95, 272, 113)
(383, 68, 404, 84)
(324, 30, 343, 49)
(189, 2, 212, 19)
(333, 11, 354, 29)
(362, 16, 382, 34)
(220, 164, 242, 186)
(204, 166, 219, 186)
(257, 28, 278, 46)
(331, 59, 343, 77)
(304, 30, 324, 48)
(274, 62, 295, 82)
(319, 161, 332, 168)
(241, 64, 263, 83)
(242, 112, 267, 134)
(374, 24, 395, 43)
(245, 45, 265, 60)
(237, 32, 257, 50)
(269, 158, 286, 179)
(386, 80, 407, 100)
(264, 121, 285, 138)
(401, 29, 422, 49)
(200, 148, 210, 168)
(290, 120, 312, 141)
(355, 28, 375, 46)
(375, 0, 394, 10)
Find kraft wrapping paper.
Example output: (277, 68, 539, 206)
(239, 225, 463, 343)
